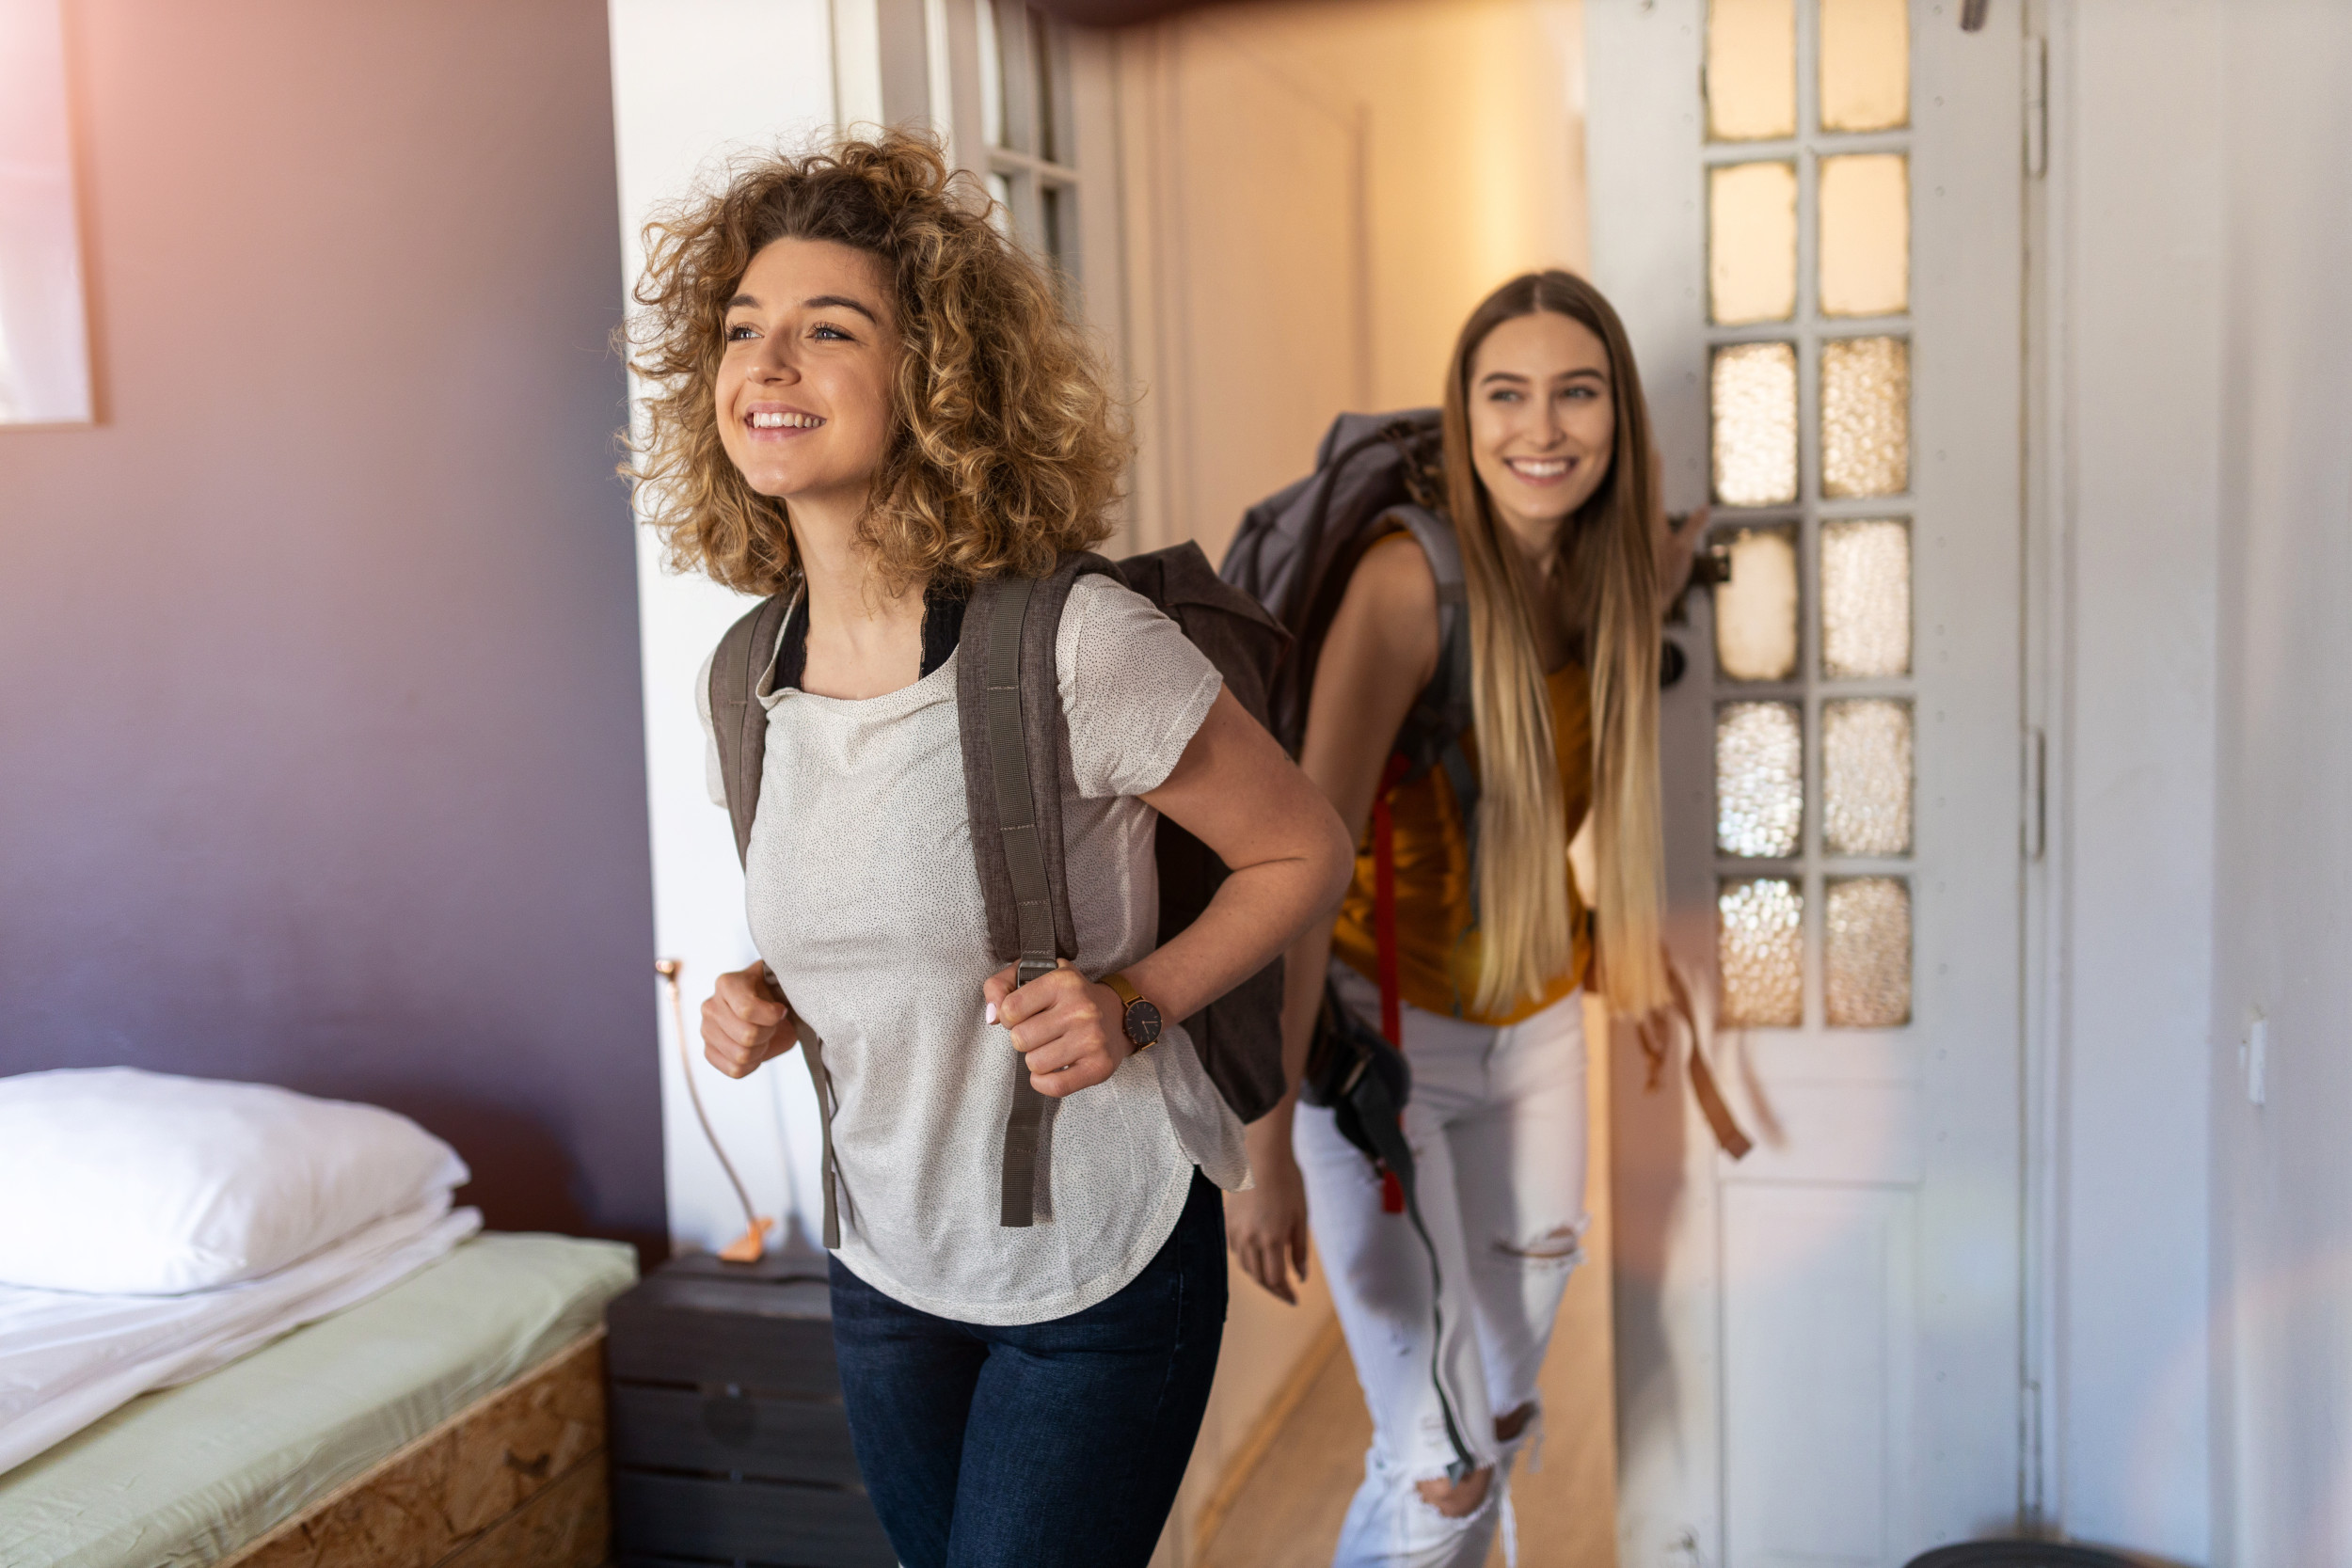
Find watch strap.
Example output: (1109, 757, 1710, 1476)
(1100, 971, 1157, 1051)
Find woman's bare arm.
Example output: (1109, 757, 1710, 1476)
(1227, 532, 1442, 1302)
(984, 685, 1354, 1100)
(1130, 686, 1358, 1024)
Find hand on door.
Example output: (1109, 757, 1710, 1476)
(1651, 445, 1709, 616)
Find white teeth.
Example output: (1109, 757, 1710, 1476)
(1511, 458, 1569, 477)
(748, 411, 823, 430)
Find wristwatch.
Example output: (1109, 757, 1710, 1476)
(1100, 972, 1163, 1053)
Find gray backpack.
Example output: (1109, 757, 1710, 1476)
(707, 544, 1287, 1247)
(1222, 409, 1475, 795)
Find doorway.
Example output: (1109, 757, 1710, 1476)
(1108, 4, 1611, 1564)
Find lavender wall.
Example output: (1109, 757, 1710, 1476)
(0, 0, 664, 1255)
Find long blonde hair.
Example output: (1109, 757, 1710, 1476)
(1441, 271, 1667, 1018)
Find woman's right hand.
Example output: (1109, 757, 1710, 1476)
(1227, 1119, 1312, 1304)
(702, 962, 797, 1079)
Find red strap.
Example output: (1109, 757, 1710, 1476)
(1372, 752, 1411, 1050)
(1379, 1166, 1406, 1214)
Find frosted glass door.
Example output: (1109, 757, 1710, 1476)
(1590, 2, 2025, 1562)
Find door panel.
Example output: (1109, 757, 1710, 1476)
(1589, 3, 2023, 1561)
(1724, 1182, 1919, 1567)
(1115, 23, 1366, 561)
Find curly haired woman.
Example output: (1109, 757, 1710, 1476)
(624, 132, 1353, 1567)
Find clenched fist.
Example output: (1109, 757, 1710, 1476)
(983, 960, 1132, 1098)
(701, 962, 798, 1079)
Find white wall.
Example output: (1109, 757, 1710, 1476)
(608, 0, 838, 1258)
(2045, 5, 2352, 1562)
(2203, 6, 2352, 1564)
(2039, 1, 2219, 1556)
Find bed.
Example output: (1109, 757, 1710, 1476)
(0, 1232, 636, 1568)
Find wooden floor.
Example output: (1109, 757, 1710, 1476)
(1194, 1328, 1618, 1568)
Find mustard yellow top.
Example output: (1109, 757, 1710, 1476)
(1330, 662, 1593, 1027)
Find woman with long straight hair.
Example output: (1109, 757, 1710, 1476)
(628, 131, 1355, 1567)
(1224, 270, 1700, 1566)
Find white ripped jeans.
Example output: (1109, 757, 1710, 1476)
(1295, 965, 1589, 1568)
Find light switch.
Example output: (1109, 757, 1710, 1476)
(2247, 1018, 2268, 1107)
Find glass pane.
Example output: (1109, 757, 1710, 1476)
(1720, 878, 1804, 1027)
(1826, 877, 1911, 1025)
(1821, 336, 1909, 498)
(1709, 161, 1798, 325)
(1712, 342, 1799, 506)
(1717, 701, 1804, 857)
(1714, 525, 1800, 681)
(1819, 153, 1909, 317)
(985, 171, 1014, 239)
(977, 0, 1007, 149)
(1820, 519, 1911, 677)
(1820, 0, 1910, 133)
(1031, 8, 1059, 163)
(1042, 182, 1067, 273)
(1822, 698, 1913, 855)
(1707, 0, 1796, 142)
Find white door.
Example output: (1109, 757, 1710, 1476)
(1587, 3, 2025, 1563)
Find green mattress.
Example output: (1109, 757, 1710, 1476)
(0, 1232, 637, 1568)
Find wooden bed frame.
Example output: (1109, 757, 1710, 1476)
(217, 1329, 610, 1568)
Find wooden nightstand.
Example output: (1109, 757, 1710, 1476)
(604, 1252, 893, 1567)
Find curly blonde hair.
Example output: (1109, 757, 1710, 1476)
(621, 130, 1126, 596)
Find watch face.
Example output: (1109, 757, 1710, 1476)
(1126, 999, 1163, 1047)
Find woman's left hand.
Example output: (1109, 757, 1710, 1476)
(1650, 446, 1709, 616)
(983, 960, 1133, 1098)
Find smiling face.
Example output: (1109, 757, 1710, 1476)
(1465, 309, 1617, 554)
(715, 237, 901, 504)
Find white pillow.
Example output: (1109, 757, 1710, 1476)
(0, 1068, 470, 1295)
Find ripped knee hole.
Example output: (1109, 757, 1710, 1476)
(1413, 1466, 1494, 1519)
(1493, 1223, 1585, 1262)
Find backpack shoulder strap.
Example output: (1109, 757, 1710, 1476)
(958, 553, 1117, 1228)
(1381, 504, 1471, 749)
(709, 591, 796, 868)
(1378, 507, 1483, 926)
(709, 590, 851, 1246)
(958, 554, 1116, 973)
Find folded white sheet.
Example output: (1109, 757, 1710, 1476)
(0, 1196, 482, 1476)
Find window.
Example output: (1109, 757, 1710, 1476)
(975, 0, 1079, 281)
(1704, 0, 1914, 1028)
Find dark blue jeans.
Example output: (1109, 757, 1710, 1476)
(828, 1170, 1228, 1568)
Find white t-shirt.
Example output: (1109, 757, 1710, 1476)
(698, 575, 1250, 1325)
